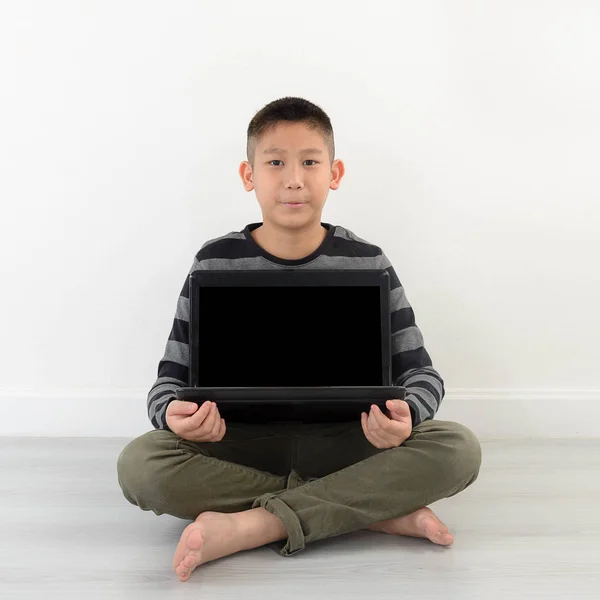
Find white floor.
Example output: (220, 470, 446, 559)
(1, 437, 599, 599)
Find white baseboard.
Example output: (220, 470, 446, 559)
(0, 387, 598, 439)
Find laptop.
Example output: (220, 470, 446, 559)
(175, 269, 406, 423)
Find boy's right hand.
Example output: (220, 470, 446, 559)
(165, 400, 226, 442)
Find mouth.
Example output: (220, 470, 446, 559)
(281, 202, 307, 207)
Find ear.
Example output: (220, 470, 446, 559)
(329, 159, 345, 190)
(239, 161, 254, 191)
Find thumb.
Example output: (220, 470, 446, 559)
(386, 399, 403, 410)
(386, 399, 408, 415)
(169, 399, 198, 415)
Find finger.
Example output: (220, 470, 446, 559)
(184, 401, 213, 430)
(204, 404, 222, 434)
(361, 411, 369, 437)
(362, 412, 383, 448)
(207, 410, 222, 439)
(367, 408, 393, 447)
(371, 404, 401, 435)
(367, 406, 380, 435)
(372, 405, 407, 446)
(371, 405, 402, 447)
(215, 418, 226, 441)
(368, 405, 392, 438)
(198, 403, 219, 434)
(361, 412, 374, 441)
(371, 404, 391, 428)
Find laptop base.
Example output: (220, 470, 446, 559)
(174, 386, 406, 423)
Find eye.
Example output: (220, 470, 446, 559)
(268, 160, 318, 166)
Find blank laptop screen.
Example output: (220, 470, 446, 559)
(194, 285, 383, 387)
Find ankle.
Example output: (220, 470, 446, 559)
(236, 508, 287, 550)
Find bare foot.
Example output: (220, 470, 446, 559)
(172, 508, 288, 582)
(172, 512, 241, 582)
(367, 506, 455, 546)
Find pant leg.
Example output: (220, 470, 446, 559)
(117, 422, 300, 520)
(252, 419, 482, 556)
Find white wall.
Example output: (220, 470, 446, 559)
(1, 1, 599, 438)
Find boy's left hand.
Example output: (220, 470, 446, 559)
(361, 399, 412, 449)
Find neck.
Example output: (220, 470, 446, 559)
(252, 220, 328, 260)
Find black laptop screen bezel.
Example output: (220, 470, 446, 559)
(188, 269, 391, 388)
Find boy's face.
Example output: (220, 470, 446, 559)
(239, 121, 344, 231)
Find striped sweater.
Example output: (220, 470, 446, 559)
(147, 222, 445, 430)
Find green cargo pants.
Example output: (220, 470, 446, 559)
(117, 418, 481, 557)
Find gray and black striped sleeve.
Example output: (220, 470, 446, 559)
(146, 255, 202, 430)
(382, 252, 445, 426)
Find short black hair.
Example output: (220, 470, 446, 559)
(246, 97, 335, 168)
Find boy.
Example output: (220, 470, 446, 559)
(117, 97, 482, 583)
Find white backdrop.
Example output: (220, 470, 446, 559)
(1, 1, 599, 438)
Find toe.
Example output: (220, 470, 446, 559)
(173, 523, 193, 569)
(435, 521, 449, 534)
(187, 527, 205, 551)
(430, 528, 454, 545)
(440, 532, 454, 545)
(183, 553, 197, 568)
(424, 520, 447, 543)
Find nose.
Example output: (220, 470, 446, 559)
(285, 164, 304, 189)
